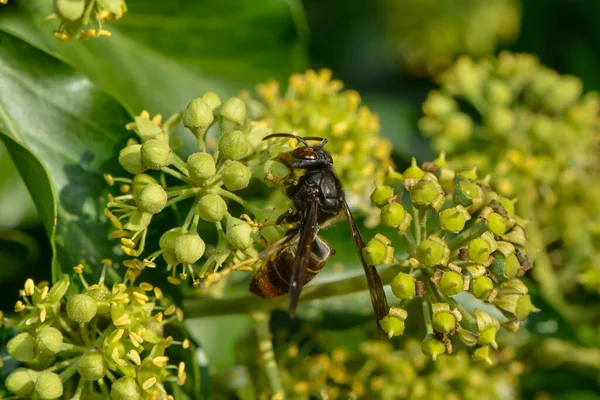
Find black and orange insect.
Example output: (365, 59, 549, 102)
(249, 133, 388, 327)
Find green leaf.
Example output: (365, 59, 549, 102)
(0, 31, 130, 280)
(1, 0, 308, 116)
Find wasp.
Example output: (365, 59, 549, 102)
(249, 133, 389, 327)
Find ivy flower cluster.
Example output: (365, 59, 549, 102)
(419, 52, 600, 301)
(105, 70, 394, 289)
(362, 156, 536, 361)
(4, 266, 188, 399)
(383, 0, 521, 76)
(49, 0, 127, 41)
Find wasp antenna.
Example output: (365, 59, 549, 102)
(263, 133, 309, 147)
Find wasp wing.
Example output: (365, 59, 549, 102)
(288, 193, 319, 318)
(342, 201, 389, 328)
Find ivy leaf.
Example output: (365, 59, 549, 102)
(0, 0, 308, 116)
(0, 31, 130, 280)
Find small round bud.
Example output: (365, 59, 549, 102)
(197, 193, 228, 222)
(111, 376, 141, 400)
(7, 332, 36, 362)
(416, 239, 444, 267)
(36, 326, 63, 355)
(473, 345, 493, 365)
(362, 239, 385, 267)
(183, 98, 214, 130)
(222, 161, 252, 191)
(66, 294, 97, 323)
(422, 90, 456, 117)
(403, 157, 425, 180)
(131, 174, 158, 196)
(443, 113, 473, 142)
(201, 91, 222, 110)
(78, 352, 107, 381)
(136, 183, 168, 214)
(486, 107, 515, 134)
(478, 327, 499, 349)
(220, 97, 246, 125)
(485, 80, 512, 105)
(516, 294, 537, 321)
(454, 180, 484, 212)
(5, 368, 38, 397)
(34, 371, 63, 400)
(471, 276, 494, 300)
(384, 169, 403, 186)
(87, 284, 112, 314)
(380, 202, 410, 231)
(411, 180, 443, 210)
(439, 271, 463, 296)
(370, 185, 394, 206)
(421, 336, 446, 360)
(54, 0, 85, 21)
(141, 138, 172, 169)
(159, 227, 185, 251)
(432, 312, 456, 334)
(118, 144, 145, 175)
(440, 206, 470, 233)
(487, 212, 507, 235)
(468, 238, 492, 264)
(390, 273, 415, 300)
(489, 253, 520, 280)
(187, 152, 216, 182)
(226, 219, 254, 250)
(380, 316, 405, 339)
(219, 130, 250, 160)
(174, 234, 206, 264)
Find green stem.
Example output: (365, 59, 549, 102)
(446, 220, 487, 251)
(162, 167, 194, 185)
(170, 154, 190, 176)
(421, 297, 433, 335)
(398, 231, 417, 258)
(250, 312, 284, 399)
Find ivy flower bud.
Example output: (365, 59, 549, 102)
(183, 97, 214, 131)
(222, 161, 252, 191)
(54, 0, 85, 21)
(489, 252, 520, 280)
(136, 183, 168, 214)
(5, 368, 38, 397)
(118, 144, 145, 175)
(219, 130, 250, 160)
(370, 185, 394, 206)
(440, 205, 471, 233)
(384, 168, 403, 186)
(411, 180, 444, 211)
(487, 212, 507, 235)
(485, 80, 512, 105)
(421, 335, 446, 360)
(468, 238, 492, 264)
(131, 174, 158, 196)
(486, 107, 515, 134)
(403, 157, 425, 180)
(197, 193, 228, 222)
(475, 309, 499, 349)
(201, 91, 222, 110)
(472, 345, 493, 365)
(390, 272, 416, 300)
(141, 138, 172, 169)
(471, 276, 494, 300)
(220, 97, 247, 125)
(380, 307, 408, 339)
(439, 271, 463, 296)
(454, 179, 484, 212)
(226, 219, 254, 250)
(363, 234, 394, 266)
(36, 326, 63, 355)
(77, 352, 107, 381)
(111, 376, 141, 400)
(416, 236, 449, 267)
(87, 284, 112, 314)
(187, 152, 217, 182)
(175, 234, 206, 264)
(380, 202, 412, 231)
(7, 332, 36, 362)
(34, 371, 63, 400)
(66, 294, 98, 323)
(432, 310, 456, 334)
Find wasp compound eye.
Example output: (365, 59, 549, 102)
(292, 147, 317, 160)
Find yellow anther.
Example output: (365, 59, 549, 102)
(132, 291, 149, 305)
(153, 287, 163, 299)
(112, 329, 125, 344)
(152, 356, 169, 368)
(24, 279, 35, 296)
(142, 377, 157, 390)
(129, 331, 144, 347)
(113, 314, 132, 327)
(39, 307, 47, 323)
(40, 286, 49, 301)
(127, 350, 141, 365)
(176, 308, 184, 322)
(112, 293, 129, 304)
(164, 305, 176, 316)
(182, 339, 190, 349)
(14, 301, 25, 312)
(167, 277, 181, 285)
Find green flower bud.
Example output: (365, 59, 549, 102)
(515, 294, 538, 321)
(54, 0, 85, 22)
(416, 237, 448, 267)
(422, 90, 457, 117)
(140, 138, 172, 169)
(123, 211, 152, 231)
(370, 185, 394, 206)
(489, 252, 520, 280)
(219, 130, 250, 160)
(380, 316, 405, 339)
(187, 152, 217, 182)
(222, 161, 252, 191)
(454, 179, 484, 212)
(545, 75, 583, 111)
(5, 368, 39, 397)
(440, 206, 471, 233)
(410, 180, 444, 211)
(111, 376, 141, 400)
(118, 144, 145, 175)
(472, 345, 493, 365)
(403, 157, 425, 180)
(131, 174, 158, 196)
(363, 234, 394, 266)
(486, 107, 515, 133)
(443, 113, 473, 142)
(380, 202, 412, 231)
(421, 335, 446, 360)
(432, 312, 456, 334)
(439, 271, 463, 296)
(136, 183, 167, 214)
(384, 169, 403, 186)
(220, 97, 247, 125)
(390, 272, 416, 300)
(36, 327, 63, 355)
(175, 234, 206, 264)
(34, 371, 63, 400)
(7, 332, 36, 362)
(201, 91, 222, 110)
(67, 294, 97, 323)
(183, 98, 214, 131)
(159, 227, 185, 251)
(468, 238, 492, 264)
(263, 159, 291, 185)
(475, 309, 499, 349)
(78, 352, 107, 381)
(471, 276, 494, 300)
(226, 219, 254, 250)
(87, 284, 112, 314)
(197, 193, 228, 222)
(487, 212, 507, 235)
(485, 80, 512, 105)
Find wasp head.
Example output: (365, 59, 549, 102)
(263, 133, 333, 170)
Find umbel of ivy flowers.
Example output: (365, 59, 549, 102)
(363, 156, 537, 362)
(3, 264, 188, 399)
(419, 52, 600, 308)
(48, 0, 127, 41)
(105, 69, 393, 289)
